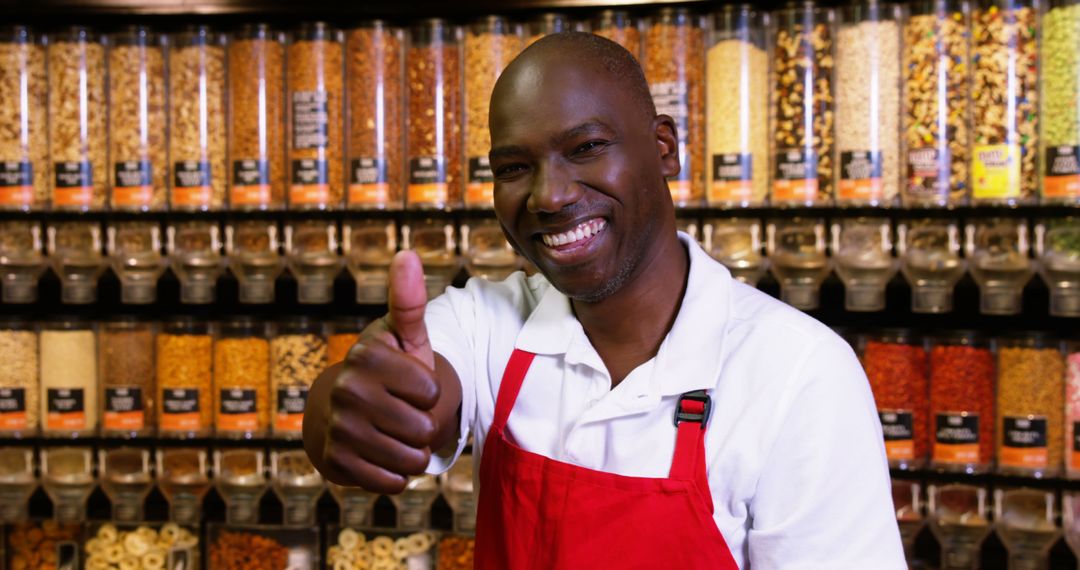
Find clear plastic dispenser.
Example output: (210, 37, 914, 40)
(766, 218, 830, 310)
(343, 219, 396, 304)
(167, 221, 224, 304)
(389, 474, 439, 530)
(898, 219, 966, 314)
(831, 217, 897, 312)
(285, 220, 343, 304)
(108, 221, 165, 304)
(994, 488, 1059, 570)
(271, 449, 324, 526)
(157, 448, 211, 525)
(0, 448, 36, 522)
(966, 218, 1034, 315)
(403, 218, 460, 300)
(42, 446, 95, 522)
(99, 448, 153, 522)
(329, 481, 379, 528)
(1036, 218, 1080, 317)
(461, 218, 518, 281)
(928, 484, 992, 570)
(440, 453, 476, 534)
(0, 221, 45, 303)
(892, 479, 924, 567)
(225, 220, 283, 305)
(215, 448, 267, 524)
(704, 218, 768, 287)
(48, 221, 105, 304)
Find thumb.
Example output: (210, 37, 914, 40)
(386, 250, 434, 368)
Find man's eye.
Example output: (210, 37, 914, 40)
(494, 164, 527, 178)
(573, 140, 607, 155)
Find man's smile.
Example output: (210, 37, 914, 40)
(534, 217, 609, 264)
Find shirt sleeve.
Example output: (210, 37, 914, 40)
(747, 336, 906, 570)
(424, 283, 479, 475)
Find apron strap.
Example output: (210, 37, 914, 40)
(669, 390, 713, 510)
(492, 349, 537, 432)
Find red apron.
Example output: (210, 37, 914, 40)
(474, 349, 740, 569)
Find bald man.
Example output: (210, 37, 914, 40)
(304, 33, 905, 569)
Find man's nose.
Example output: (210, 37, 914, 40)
(527, 160, 584, 213)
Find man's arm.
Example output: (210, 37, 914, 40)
(746, 336, 905, 569)
(302, 251, 463, 493)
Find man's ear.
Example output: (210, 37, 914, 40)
(653, 114, 680, 178)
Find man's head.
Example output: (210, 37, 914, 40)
(488, 32, 680, 303)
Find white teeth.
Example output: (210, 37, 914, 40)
(541, 219, 606, 249)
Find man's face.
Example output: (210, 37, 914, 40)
(488, 58, 678, 302)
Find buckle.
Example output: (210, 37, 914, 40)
(673, 390, 711, 427)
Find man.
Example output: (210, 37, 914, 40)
(305, 32, 905, 568)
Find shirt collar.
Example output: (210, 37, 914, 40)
(514, 232, 732, 396)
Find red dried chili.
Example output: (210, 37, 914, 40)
(929, 334, 995, 473)
(863, 331, 929, 469)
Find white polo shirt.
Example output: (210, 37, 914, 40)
(425, 233, 905, 569)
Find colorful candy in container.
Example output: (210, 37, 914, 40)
(862, 329, 929, 470)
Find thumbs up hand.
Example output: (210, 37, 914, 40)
(306, 251, 444, 494)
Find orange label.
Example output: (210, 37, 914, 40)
(934, 442, 979, 464)
(47, 411, 86, 431)
(161, 412, 201, 432)
(1000, 415, 1048, 469)
(104, 410, 144, 431)
(349, 183, 390, 206)
(408, 183, 448, 207)
(172, 186, 212, 207)
(885, 440, 915, 460)
(275, 412, 303, 433)
(838, 178, 882, 201)
(54, 186, 93, 207)
(290, 184, 330, 205)
(46, 388, 86, 431)
(0, 412, 26, 431)
(0, 387, 27, 430)
(1045, 146, 1080, 199)
(275, 387, 307, 434)
(466, 182, 494, 207)
(1044, 176, 1080, 199)
(112, 185, 153, 208)
(231, 184, 271, 206)
(0, 186, 33, 207)
(1001, 446, 1048, 469)
(773, 178, 819, 203)
(668, 179, 692, 204)
(709, 180, 753, 204)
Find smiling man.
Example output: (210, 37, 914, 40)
(304, 32, 905, 568)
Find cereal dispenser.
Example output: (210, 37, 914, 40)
(285, 219, 343, 304)
(461, 217, 519, 281)
(0, 448, 36, 522)
(892, 479, 924, 568)
(99, 448, 153, 522)
(898, 219, 966, 314)
(225, 220, 284, 304)
(215, 449, 267, 524)
(766, 218, 831, 310)
(271, 449, 324, 526)
(107, 221, 166, 304)
(47, 221, 105, 304)
(928, 484, 992, 570)
(0, 220, 46, 303)
(157, 448, 212, 525)
(1036, 217, 1080, 317)
(390, 474, 440, 530)
(343, 218, 396, 304)
(994, 488, 1059, 570)
(440, 453, 476, 534)
(167, 220, 224, 304)
(329, 481, 378, 528)
(703, 218, 768, 286)
(965, 218, 1034, 315)
(831, 217, 897, 312)
(42, 446, 96, 522)
(403, 217, 460, 300)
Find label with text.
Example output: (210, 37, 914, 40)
(972, 144, 1021, 200)
(54, 161, 94, 207)
(290, 159, 330, 205)
(0, 161, 33, 207)
(218, 388, 258, 432)
(172, 161, 212, 207)
(466, 156, 495, 207)
(349, 157, 390, 206)
(103, 387, 144, 431)
(1001, 415, 1048, 469)
(46, 388, 86, 431)
(773, 150, 819, 203)
(0, 388, 27, 431)
(1071, 421, 1080, 471)
(275, 387, 308, 433)
(934, 412, 980, 464)
(113, 160, 154, 208)
(408, 156, 448, 206)
(1044, 145, 1080, 199)
(907, 147, 951, 200)
(292, 91, 330, 150)
(709, 153, 753, 204)
(231, 159, 271, 206)
(838, 151, 883, 202)
(880, 410, 915, 461)
(161, 388, 201, 432)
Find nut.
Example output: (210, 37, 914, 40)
(229, 33, 286, 210)
(169, 38, 227, 210)
(0, 39, 47, 209)
(108, 39, 167, 211)
(464, 26, 521, 208)
(48, 38, 107, 211)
